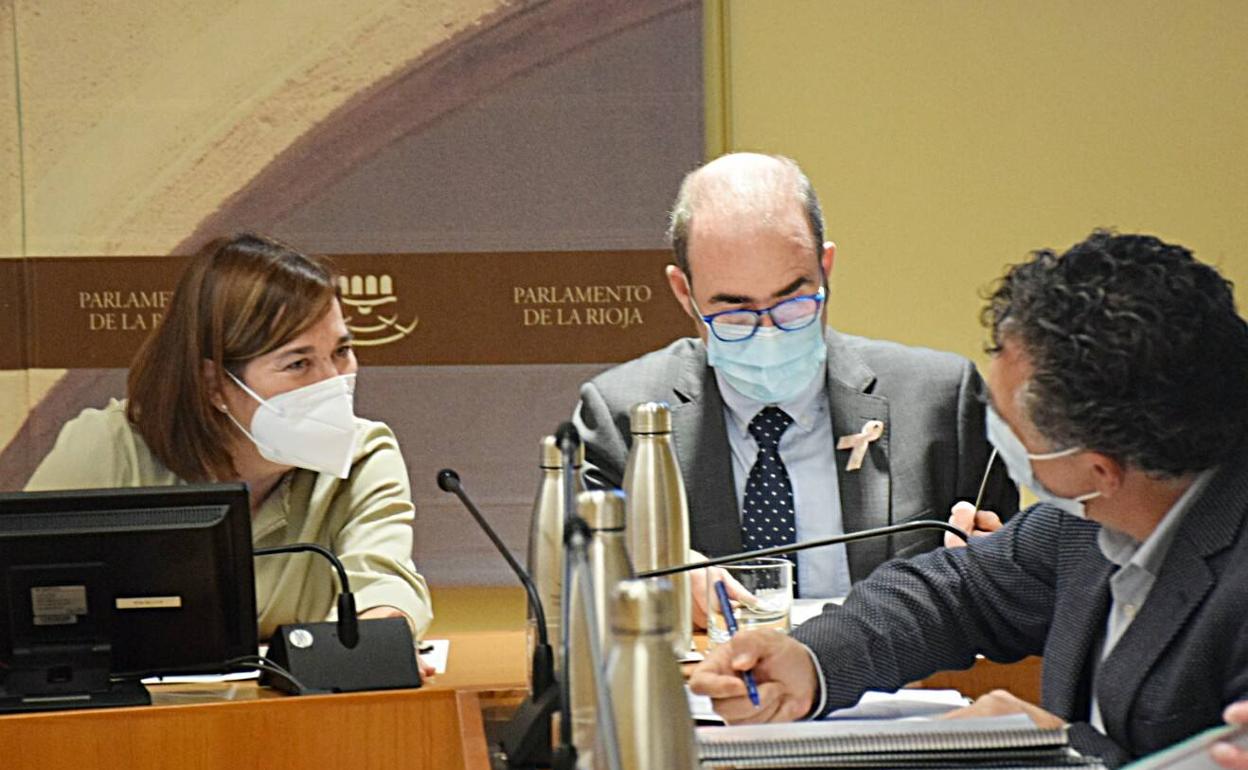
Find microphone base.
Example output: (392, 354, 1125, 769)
(497, 683, 559, 769)
(263, 617, 421, 694)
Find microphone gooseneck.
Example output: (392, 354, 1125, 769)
(637, 519, 970, 578)
(254, 542, 359, 649)
(435, 468, 549, 650)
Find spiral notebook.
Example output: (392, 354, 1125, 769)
(697, 714, 1104, 769)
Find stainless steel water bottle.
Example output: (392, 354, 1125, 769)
(604, 578, 700, 770)
(622, 402, 692, 657)
(526, 434, 584, 676)
(568, 489, 633, 769)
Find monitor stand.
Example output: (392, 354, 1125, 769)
(0, 642, 152, 713)
(0, 679, 150, 713)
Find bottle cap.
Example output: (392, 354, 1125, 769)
(576, 489, 626, 530)
(610, 578, 674, 635)
(628, 402, 672, 435)
(540, 434, 584, 469)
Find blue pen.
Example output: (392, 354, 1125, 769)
(714, 578, 761, 707)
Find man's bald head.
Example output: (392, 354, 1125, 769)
(668, 153, 825, 279)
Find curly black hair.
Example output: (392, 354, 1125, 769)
(984, 230, 1248, 477)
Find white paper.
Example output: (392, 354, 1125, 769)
(141, 670, 260, 685)
(420, 638, 450, 674)
(687, 685, 725, 723)
(824, 688, 970, 720)
(790, 597, 843, 626)
(686, 686, 969, 725)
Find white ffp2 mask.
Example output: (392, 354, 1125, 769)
(224, 372, 359, 479)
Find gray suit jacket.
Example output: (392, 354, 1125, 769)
(572, 329, 1016, 581)
(795, 440, 1248, 766)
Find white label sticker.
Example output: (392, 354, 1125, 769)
(33, 614, 77, 626)
(115, 596, 183, 610)
(31, 585, 88, 624)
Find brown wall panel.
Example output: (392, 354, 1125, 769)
(0, 260, 27, 370)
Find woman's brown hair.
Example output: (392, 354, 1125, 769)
(127, 233, 339, 481)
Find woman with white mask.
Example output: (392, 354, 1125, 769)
(26, 233, 433, 655)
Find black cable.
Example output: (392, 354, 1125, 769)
(224, 654, 307, 694)
(638, 519, 970, 578)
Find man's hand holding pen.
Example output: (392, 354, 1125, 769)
(689, 630, 818, 724)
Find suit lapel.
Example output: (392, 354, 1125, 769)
(824, 330, 891, 581)
(669, 344, 741, 556)
(1095, 546, 1213, 739)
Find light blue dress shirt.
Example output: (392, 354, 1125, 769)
(716, 366, 852, 598)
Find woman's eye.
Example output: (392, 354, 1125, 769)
(285, 359, 309, 371)
(335, 345, 354, 358)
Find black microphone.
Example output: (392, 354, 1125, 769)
(555, 421, 580, 454)
(637, 520, 970, 578)
(436, 469, 551, 657)
(437, 468, 557, 769)
(254, 542, 358, 648)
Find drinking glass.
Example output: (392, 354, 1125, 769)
(705, 557, 793, 648)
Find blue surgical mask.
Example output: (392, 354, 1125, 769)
(705, 321, 827, 404)
(985, 405, 1100, 518)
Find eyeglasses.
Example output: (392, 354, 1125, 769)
(697, 287, 826, 342)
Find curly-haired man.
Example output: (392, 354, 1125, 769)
(691, 231, 1248, 768)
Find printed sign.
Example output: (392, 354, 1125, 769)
(3, 250, 689, 369)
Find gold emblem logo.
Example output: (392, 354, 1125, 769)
(339, 274, 419, 346)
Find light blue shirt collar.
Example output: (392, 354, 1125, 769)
(715, 363, 827, 436)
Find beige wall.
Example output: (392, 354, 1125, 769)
(11, 0, 507, 258)
(0, 3, 19, 257)
(715, 0, 1248, 368)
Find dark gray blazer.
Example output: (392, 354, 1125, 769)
(572, 329, 1017, 581)
(794, 442, 1248, 767)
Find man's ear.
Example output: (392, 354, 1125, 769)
(665, 264, 696, 319)
(1087, 452, 1125, 498)
(821, 241, 837, 277)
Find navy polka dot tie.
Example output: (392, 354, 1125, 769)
(741, 406, 799, 596)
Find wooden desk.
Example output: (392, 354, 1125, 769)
(0, 630, 529, 770)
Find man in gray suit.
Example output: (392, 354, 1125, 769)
(691, 231, 1248, 767)
(573, 153, 1015, 616)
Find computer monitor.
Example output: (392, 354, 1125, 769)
(0, 483, 257, 712)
